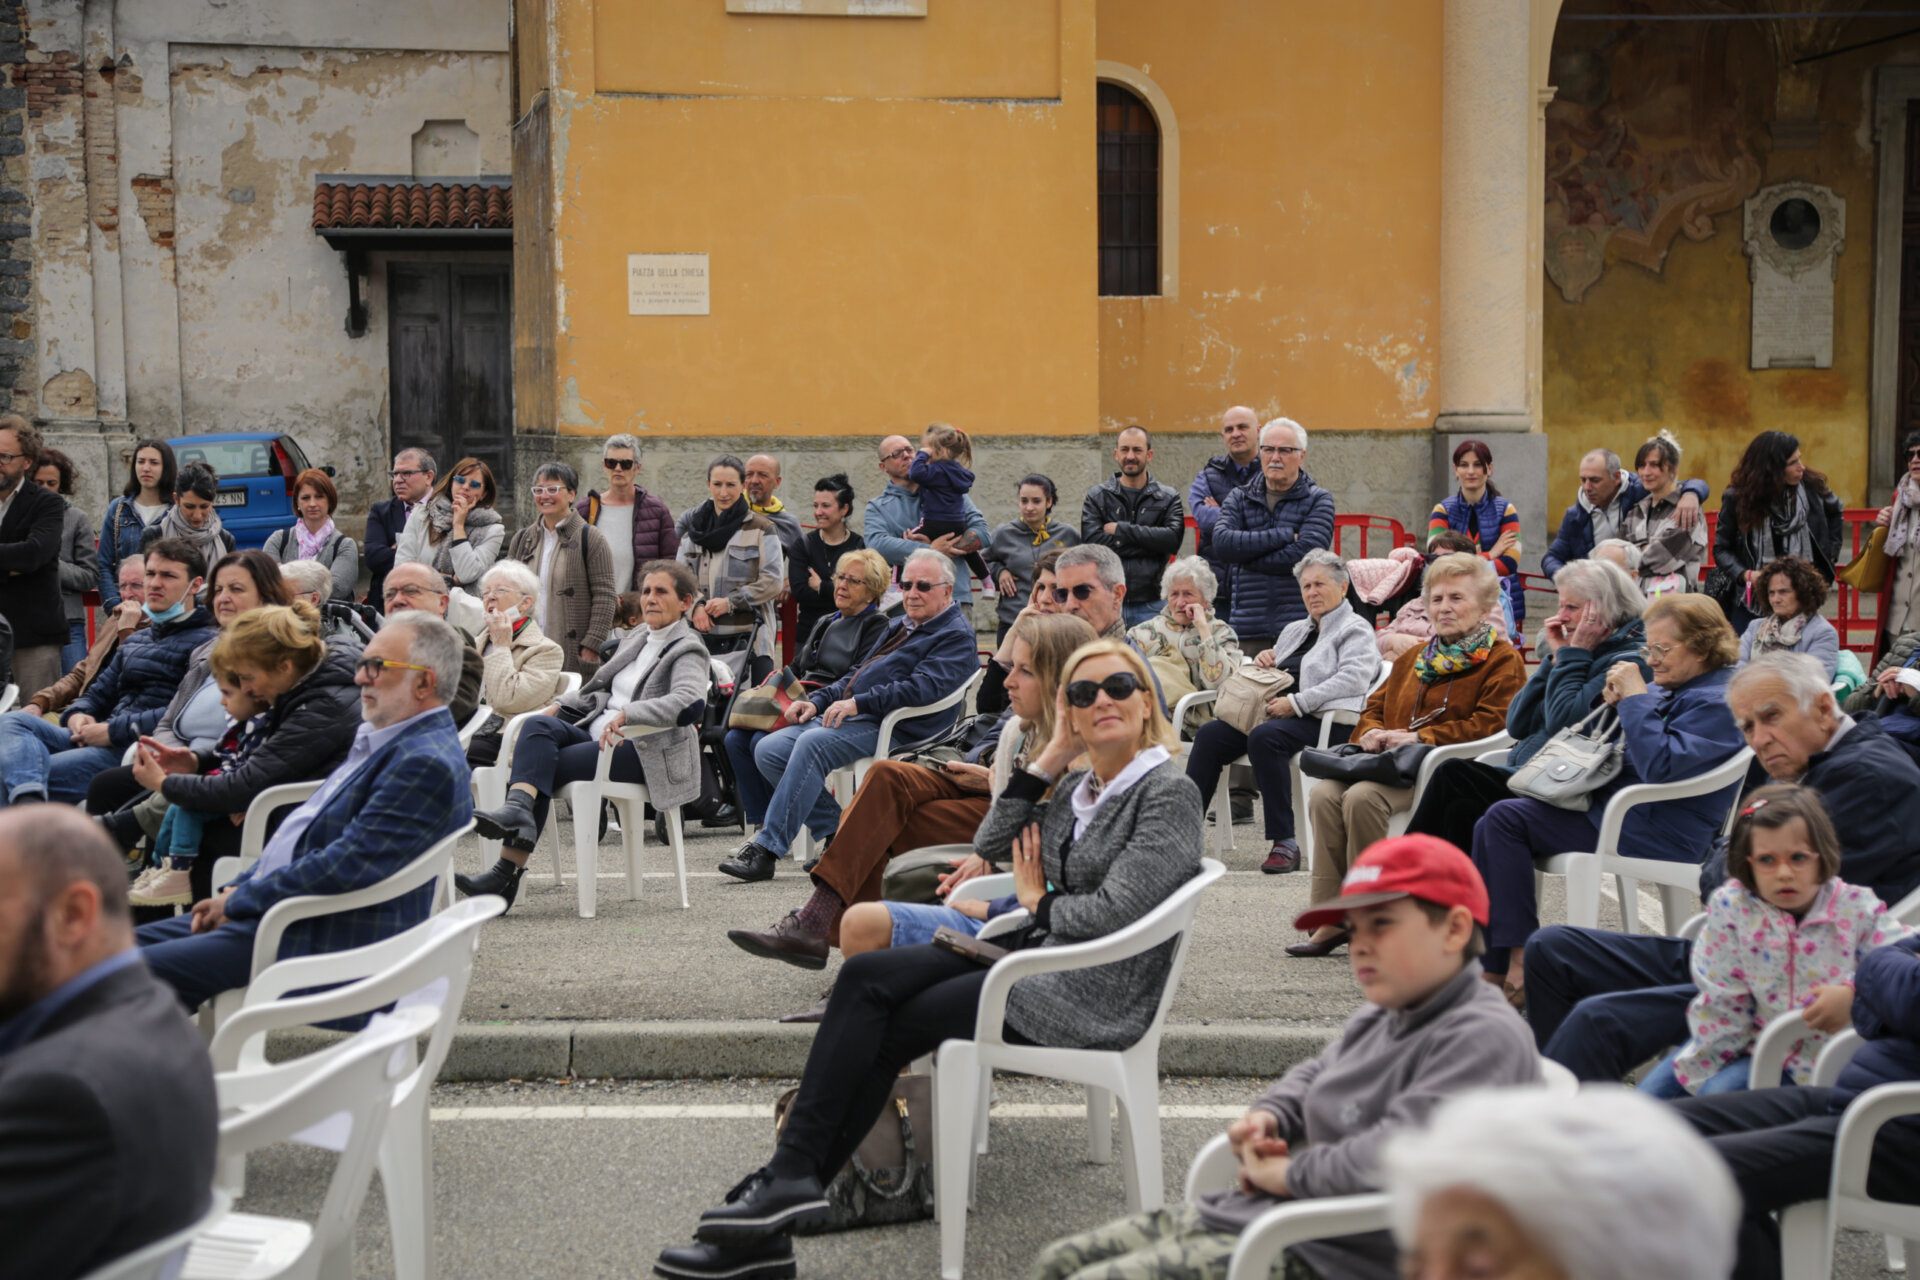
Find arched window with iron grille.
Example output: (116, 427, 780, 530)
(1098, 82, 1160, 297)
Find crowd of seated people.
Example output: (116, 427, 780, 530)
(16, 411, 1920, 1280)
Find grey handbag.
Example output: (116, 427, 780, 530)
(1505, 705, 1625, 811)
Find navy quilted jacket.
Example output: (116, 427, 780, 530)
(66, 607, 218, 747)
(1211, 471, 1336, 638)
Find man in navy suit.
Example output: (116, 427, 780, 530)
(135, 610, 473, 1009)
(0, 805, 217, 1279)
(364, 447, 436, 613)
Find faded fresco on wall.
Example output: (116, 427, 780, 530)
(1544, 19, 1763, 303)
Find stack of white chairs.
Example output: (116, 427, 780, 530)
(929, 858, 1228, 1279)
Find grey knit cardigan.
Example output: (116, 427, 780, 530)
(973, 756, 1204, 1051)
(554, 617, 710, 811)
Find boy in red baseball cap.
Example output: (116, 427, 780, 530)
(1034, 836, 1540, 1280)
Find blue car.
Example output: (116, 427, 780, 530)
(166, 432, 326, 550)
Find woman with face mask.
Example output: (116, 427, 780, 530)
(465, 559, 568, 768)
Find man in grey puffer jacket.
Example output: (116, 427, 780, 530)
(1034, 836, 1539, 1280)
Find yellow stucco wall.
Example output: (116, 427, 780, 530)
(1093, 0, 1444, 436)
(524, 0, 1098, 441)
(1543, 26, 1878, 511)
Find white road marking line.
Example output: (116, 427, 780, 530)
(430, 1103, 1246, 1122)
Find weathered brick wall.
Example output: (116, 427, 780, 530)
(0, 3, 29, 414)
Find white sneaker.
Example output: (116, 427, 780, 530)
(127, 864, 164, 895)
(129, 860, 192, 907)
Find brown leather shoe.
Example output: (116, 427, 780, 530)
(727, 912, 830, 970)
(777, 994, 831, 1024)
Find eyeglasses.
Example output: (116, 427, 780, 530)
(1258, 445, 1304, 457)
(833, 573, 866, 586)
(0, 451, 25, 466)
(355, 657, 432, 680)
(900, 578, 944, 594)
(389, 468, 426, 479)
(881, 447, 913, 463)
(1065, 672, 1145, 708)
(1638, 641, 1677, 662)
(1051, 583, 1100, 603)
(603, 458, 636, 471)
(530, 484, 566, 498)
(453, 476, 486, 491)
(382, 584, 440, 603)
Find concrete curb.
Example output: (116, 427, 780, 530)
(267, 1020, 1344, 1080)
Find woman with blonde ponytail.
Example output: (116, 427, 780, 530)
(1622, 430, 1709, 595)
(92, 587, 364, 908)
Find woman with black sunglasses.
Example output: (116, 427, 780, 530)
(654, 636, 1203, 1279)
(396, 455, 505, 593)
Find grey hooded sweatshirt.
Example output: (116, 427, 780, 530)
(1196, 962, 1539, 1280)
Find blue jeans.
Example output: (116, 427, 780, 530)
(0, 710, 121, 804)
(750, 719, 883, 856)
(59, 618, 86, 674)
(155, 804, 212, 864)
(1122, 599, 1161, 628)
(723, 728, 776, 825)
(1524, 924, 1694, 1081)
(136, 913, 260, 1010)
(1640, 1051, 1775, 1098)
(886, 901, 985, 947)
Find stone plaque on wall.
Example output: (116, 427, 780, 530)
(628, 254, 711, 316)
(1743, 182, 1845, 370)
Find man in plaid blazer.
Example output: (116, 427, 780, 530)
(135, 613, 473, 1010)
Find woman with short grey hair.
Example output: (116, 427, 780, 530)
(1384, 1088, 1738, 1280)
(1185, 545, 1382, 876)
(465, 559, 568, 765)
(1126, 554, 1243, 700)
(577, 432, 679, 595)
(1407, 557, 1650, 856)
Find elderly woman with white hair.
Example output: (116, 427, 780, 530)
(1186, 548, 1381, 875)
(463, 559, 567, 767)
(1127, 554, 1244, 701)
(1407, 559, 1650, 855)
(1298, 555, 1525, 957)
(1384, 1088, 1739, 1280)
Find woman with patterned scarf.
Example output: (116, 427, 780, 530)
(395, 455, 505, 593)
(138, 463, 235, 575)
(1296, 554, 1525, 957)
(1738, 555, 1839, 679)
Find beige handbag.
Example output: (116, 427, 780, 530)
(1213, 665, 1294, 735)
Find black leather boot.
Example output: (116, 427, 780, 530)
(455, 858, 529, 911)
(472, 790, 540, 848)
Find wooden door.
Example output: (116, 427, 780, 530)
(388, 261, 514, 494)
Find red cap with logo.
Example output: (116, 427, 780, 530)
(1293, 835, 1490, 932)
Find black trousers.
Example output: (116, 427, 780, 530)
(507, 716, 644, 842)
(1675, 1087, 1920, 1280)
(86, 763, 143, 816)
(775, 944, 1031, 1183)
(1403, 757, 1515, 854)
(1523, 924, 1693, 1079)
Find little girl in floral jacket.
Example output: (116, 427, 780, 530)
(1641, 784, 1912, 1098)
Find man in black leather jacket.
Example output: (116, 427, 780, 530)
(1080, 425, 1184, 629)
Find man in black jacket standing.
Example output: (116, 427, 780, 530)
(0, 416, 67, 694)
(0, 805, 217, 1279)
(1081, 425, 1184, 629)
(364, 447, 435, 613)
(1526, 652, 1920, 1080)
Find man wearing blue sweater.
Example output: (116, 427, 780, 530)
(1674, 932, 1920, 1280)
(718, 549, 979, 883)
(863, 434, 991, 616)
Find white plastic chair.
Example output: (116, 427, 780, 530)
(0, 682, 17, 714)
(184, 1006, 434, 1280)
(931, 858, 1227, 1279)
(203, 820, 473, 1036)
(208, 896, 505, 1280)
(466, 672, 585, 865)
(1533, 747, 1754, 933)
(797, 666, 986, 864)
(1183, 1061, 1578, 1280)
(1170, 688, 1217, 738)
(554, 720, 694, 917)
(229, 781, 325, 874)
(80, 1192, 232, 1280)
(455, 701, 494, 749)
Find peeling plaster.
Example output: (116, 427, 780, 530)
(1341, 333, 1433, 419)
(558, 374, 601, 430)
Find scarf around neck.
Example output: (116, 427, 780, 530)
(158, 504, 225, 560)
(296, 518, 336, 560)
(685, 497, 750, 552)
(1414, 622, 1495, 684)
(1890, 474, 1920, 557)
(423, 496, 502, 545)
(751, 495, 784, 516)
(1754, 611, 1810, 657)
(1764, 485, 1812, 563)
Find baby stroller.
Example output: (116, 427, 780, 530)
(687, 620, 763, 838)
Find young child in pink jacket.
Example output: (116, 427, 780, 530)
(1640, 784, 1912, 1097)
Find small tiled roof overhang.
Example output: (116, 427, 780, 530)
(312, 174, 511, 253)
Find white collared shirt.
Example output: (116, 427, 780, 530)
(1068, 745, 1171, 840)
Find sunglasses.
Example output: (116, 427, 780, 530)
(1066, 672, 1145, 708)
(1908, 448, 1920, 461)
(603, 457, 636, 470)
(1051, 583, 1100, 603)
(900, 578, 944, 594)
(388, 468, 427, 479)
(453, 476, 486, 491)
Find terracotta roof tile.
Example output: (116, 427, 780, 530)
(311, 180, 512, 231)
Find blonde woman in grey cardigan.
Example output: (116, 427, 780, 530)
(1185, 548, 1383, 877)
(656, 638, 1204, 1275)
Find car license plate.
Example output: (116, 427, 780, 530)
(214, 489, 246, 507)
